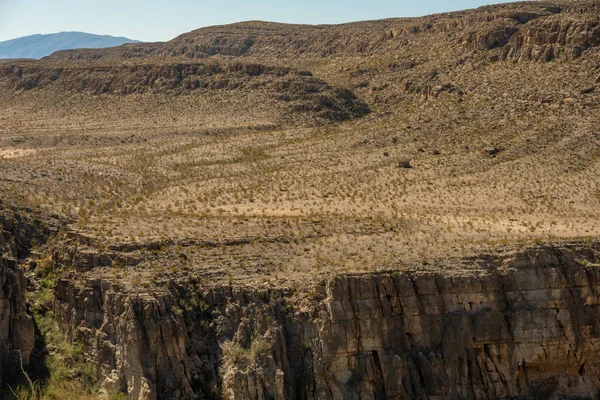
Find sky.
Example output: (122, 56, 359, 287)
(0, 0, 521, 43)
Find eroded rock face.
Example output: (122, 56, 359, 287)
(502, 16, 600, 62)
(0, 208, 49, 386)
(53, 279, 193, 400)
(459, 4, 600, 63)
(0, 62, 370, 123)
(54, 243, 600, 399)
(0, 254, 34, 387)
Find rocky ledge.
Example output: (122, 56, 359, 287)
(53, 241, 600, 399)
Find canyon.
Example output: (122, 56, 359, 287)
(53, 242, 600, 399)
(1, 1, 600, 399)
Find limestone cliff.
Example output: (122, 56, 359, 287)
(0, 206, 52, 386)
(0, 246, 33, 387)
(53, 242, 600, 399)
(501, 14, 600, 62)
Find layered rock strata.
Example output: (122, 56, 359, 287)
(54, 242, 600, 399)
(0, 208, 51, 386)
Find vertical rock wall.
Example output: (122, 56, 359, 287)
(54, 243, 600, 399)
(0, 210, 38, 387)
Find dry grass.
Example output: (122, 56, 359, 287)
(0, 0, 599, 286)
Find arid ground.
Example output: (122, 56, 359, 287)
(1, 1, 600, 399)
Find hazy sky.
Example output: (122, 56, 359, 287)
(0, 0, 520, 42)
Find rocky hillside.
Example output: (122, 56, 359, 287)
(0, 61, 369, 123)
(51, 241, 600, 399)
(44, 2, 600, 63)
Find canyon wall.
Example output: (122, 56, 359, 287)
(0, 207, 51, 386)
(54, 242, 600, 399)
(0, 241, 33, 387)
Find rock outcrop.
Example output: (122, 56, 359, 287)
(459, 3, 600, 63)
(53, 242, 600, 399)
(0, 62, 369, 123)
(0, 206, 52, 386)
(54, 280, 194, 400)
(501, 15, 600, 62)
(0, 246, 33, 387)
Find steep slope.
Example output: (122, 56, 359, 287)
(0, 60, 369, 126)
(0, 204, 55, 387)
(0, 32, 140, 60)
(53, 242, 600, 399)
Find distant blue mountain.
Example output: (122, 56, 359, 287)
(0, 32, 141, 60)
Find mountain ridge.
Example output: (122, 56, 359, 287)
(41, 1, 600, 64)
(0, 31, 141, 60)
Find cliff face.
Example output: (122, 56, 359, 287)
(501, 15, 600, 62)
(53, 242, 600, 399)
(54, 279, 194, 399)
(0, 245, 33, 387)
(0, 207, 51, 386)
